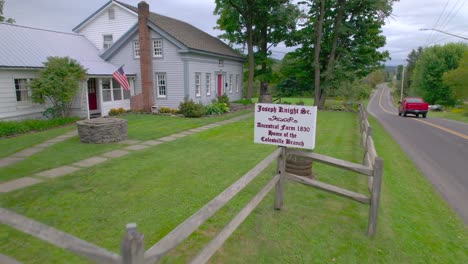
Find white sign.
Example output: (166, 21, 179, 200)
(254, 103, 317, 150)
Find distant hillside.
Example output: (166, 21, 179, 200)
(385, 65, 398, 73)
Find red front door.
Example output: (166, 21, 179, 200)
(87, 79, 97, 110)
(217, 74, 223, 96)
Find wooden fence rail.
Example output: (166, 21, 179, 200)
(0, 103, 382, 263)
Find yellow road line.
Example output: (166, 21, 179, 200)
(378, 88, 396, 114)
(377, 87, 468, 140)
(415, 119, 468, 140)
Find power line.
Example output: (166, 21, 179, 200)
(437, 0, 464, 32)
(424, 0, 451, 46)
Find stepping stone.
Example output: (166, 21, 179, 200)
(35, 142, 56, 148)
(189, 128, 205, 132)
(73, 157, 107, 168)
(102, 150, 129, 158)
(56, 135, 72, 139)
(141, 140, 163, 146)
(0, 157, 24, 167)
(46, 138, 67, 143)
(125, 145, 149, 151)
(36, 166, 80, 178)
(0, 177, 43, 193)
(64, 131, 78, 136)
(13, 147, 43, 157)
(179, 131, 194, 135)
(172, 133, 187, 138)
(0, 253, 21, 264)
(158, 136, 177, 142)
(119, 139, 141, 145)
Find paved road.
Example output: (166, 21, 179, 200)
(368, 84, 468, 224)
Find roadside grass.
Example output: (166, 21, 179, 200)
(0, 111, 466, 263)
(0, 110, 251, 183)
(428, 110, 468, 123)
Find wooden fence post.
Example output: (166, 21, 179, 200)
(275, 147, 286, 210)
(121, 223, 144, 264)
(368, 158, 383, 237)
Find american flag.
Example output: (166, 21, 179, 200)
(112, 66, 130, 91)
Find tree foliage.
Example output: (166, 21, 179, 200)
(443, 50, 468, 100)
(411, 43, 467, 105)
(214, 0, 300, 101)
(31, 57, 87, 118)
(287, 0, 394, 108)
(0, 0, 15, 23)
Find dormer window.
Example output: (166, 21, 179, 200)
(108, 8, 115, 19)
(153, 39, 163, 57)
(103, 34, 113, 50)
(133, 41, 140, 58)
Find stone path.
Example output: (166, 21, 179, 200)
(0, 114, 252, 193)
(0, 130, 78, 167)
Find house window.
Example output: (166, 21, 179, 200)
(112, 79, 122, 101)
(153, 39, 163, 57)
(133, 41, 140, 58)
(195, 73, 201, 97)
(108, 8, 115, 19)
(102, 79, 112, 102)
(102, 78, 130, 102)
(103, 35, 113, 50)
(229, 74, 233, 93)
(155, 73, 167, 98)
(15, 79, 30, 102)
(235, 74, 239, 93)
(218, 59, 224, 67)
(205, 73, 211, 96)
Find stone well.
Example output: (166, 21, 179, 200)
(77, 117, 128, 144)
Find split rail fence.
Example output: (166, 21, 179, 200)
(0, 103, 382, 264)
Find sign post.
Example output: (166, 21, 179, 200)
(254, 103, 317, 150)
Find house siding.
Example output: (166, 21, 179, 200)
(0, 69, 46, 120)
(78, 3, 137, 52)
(109, 30, 186, 110)
(183, 54, 244, 105)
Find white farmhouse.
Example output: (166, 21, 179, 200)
(0, 0, 245, 120)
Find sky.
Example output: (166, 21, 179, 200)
(3, 0, 468, 66)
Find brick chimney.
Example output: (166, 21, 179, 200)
(138, 1, 154, 112)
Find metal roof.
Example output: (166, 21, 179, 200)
(0, 23, 128, 75)
(115, 1, 245, 60)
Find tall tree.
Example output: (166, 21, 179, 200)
(289, 0, 394, 108)
(0, 0, 15, 23)
(214, 0, 256, 100)
(411, 43, 467, 105)
(214, 0, 300, 101)
(443, 50, 468, 101)
(404, 46, 423, 95)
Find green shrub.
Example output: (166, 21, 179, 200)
(282, 101, 292, 105)
(179, 98, 206, 118)
(296, 100, 305, 105)
(0, 117, 79, 138)
(159, 107, 179, 115)
(108, 108, 126, 116)
(217, 94, 230, 107)
(205, 102, 230, 115)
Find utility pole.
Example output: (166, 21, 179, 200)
(420, 28, 468, 41)
(400, 66, 405, 102)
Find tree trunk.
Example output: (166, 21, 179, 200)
(246, 25, 254, 100)
(314, 0, 326, 108)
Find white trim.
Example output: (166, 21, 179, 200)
(205, 73, 211, 96)
(152, 39, 163, 58)
(155, 73, 167, 98)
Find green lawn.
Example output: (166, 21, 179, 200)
(0, 111, 466, 263)
(0, 110, 251, 183)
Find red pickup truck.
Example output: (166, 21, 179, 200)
(398, 97, 429, 118)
